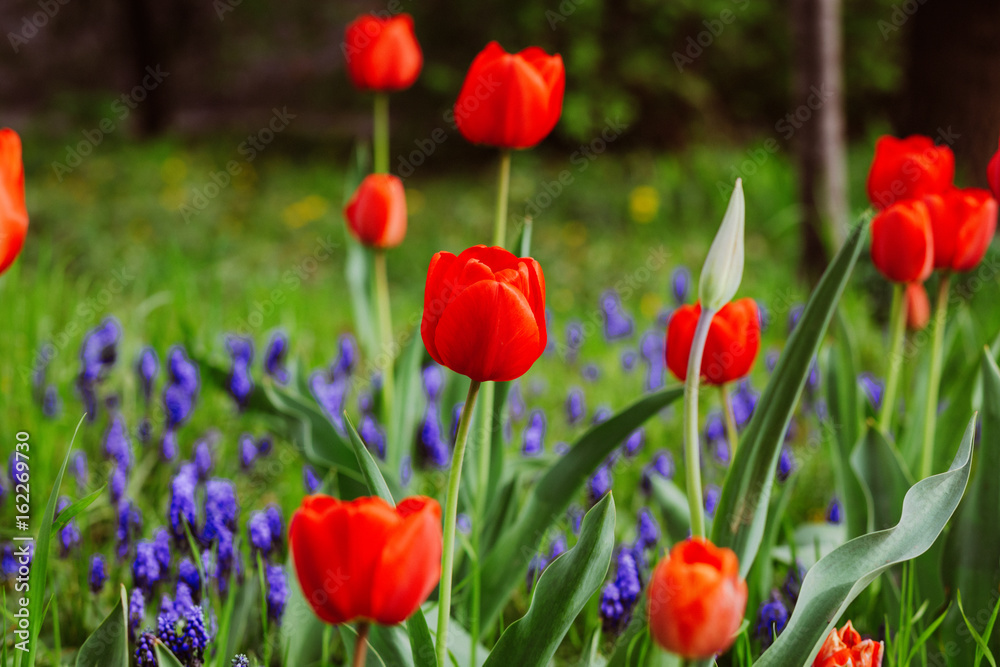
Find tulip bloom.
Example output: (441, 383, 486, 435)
(421, 245, 546, 382)
(921, 187, 997, 272)
(0, 128, 28, 276)
(647, 538, 747, 659)
(343, 174, 407, 248)
(866, 135, 954, 209)
(870, 199, 934, 283)
(989, 140, 1000, 201)
(813, 621, 884, 667)
(905, 282, 930, 331)
(289, 495, 441, 625)
(666, 298, 760, 385)
(343, 14, 422, 92)
(454, 42, 565, 150)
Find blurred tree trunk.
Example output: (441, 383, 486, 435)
(901, 0, 1000, 185)
(124, 0, 168, 135)
(791, 0, 847, 284)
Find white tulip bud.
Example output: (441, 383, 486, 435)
(698, 178, 745, 311)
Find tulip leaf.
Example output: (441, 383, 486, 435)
(279, 564, 326, 667)
(710, 220, 867, 577)
(75, 585, 128, 667)
(478, 387, 683, 629)
(755, 414, 975, 667)
(344, 413, 398, 504)
(343, 413, 437, 666)
(24, 415, 84, 667)
(851, 424, 913, 532)
(942, 349, 1000, 663)
(387, 327, 427, 474)
(152, 643, 184, 667)
(483, 493, 616, 667)
(824, 313, 867, 539)
(649, 477, 691, 546)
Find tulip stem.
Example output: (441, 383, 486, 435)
(352, 622, 370, 667)
(493, 150, 511, 247)
(374, 249, 395, 429)
(437, 379, 482, 667)
(878, 282, 907, 435)
(684, 307, 715, 539)
(470, 378, 495, 663)
(373, 93, 389, 174)
(920, 273, 951, 478)
(719, 383, 738, 456)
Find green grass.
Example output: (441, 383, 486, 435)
(4, 129, 1000, 665)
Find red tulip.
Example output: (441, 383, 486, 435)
(866, 135, 954, 210)
(813, 621, 884, 667)
(344, 174, 407, 248)
(343, 14, 423, 92)
(921, 187, 997, 272)
(454, 42, 565, 150)
(989, 139, 1000, 201)
(289, 494, 441, 626)
(905, 282, 930, 331)
(0, 128, 28, 276)
(421, 245, 546, 382)
(647, 538, 748, 659)
(665, 298, 760, 385)
(870, 199, 934, 283)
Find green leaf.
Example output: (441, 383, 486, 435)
(824, 313, 867, 539)
(478, 387, 683, 628)
(755, 414, 976, 667)
(484, 494, 617, 667)
(25, 414, 85, 667)
(943, 349, 1000, 663)
(278, 564, 326, 667)
(75, 585, 129, 667)
(711, 220, 867, 577)
(345, 413, 396, 504)
(152, 642, 185, 667)
(52, 485, 106, 534)
(407, 609, 438, 667)
(850, 425, 913, 531)
(648, 477, 691, 546)
(387, 329, 427, 474)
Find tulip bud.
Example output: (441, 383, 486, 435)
(0, 128, 28, 276)
(989, 140, 1000, 201)
(343, 174, 407, 249)
(699, 179, 745, 312)
(647, 537, 748, 659)
(922, 187, 997, 272)
(665, 298, 761, 385)
(813, 621, 884, 667)
(870, 199, 934, 283)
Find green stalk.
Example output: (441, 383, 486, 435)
(719, 383, 739, 456)
(684, 307, 716, 538)
(492, 151, 511, 247)
(373, 93, 389, 174)
(436, 379, 482, 666)
(353, 623, 370, 667)
(878, 282, 907, 435)
(920, 273, 951, 478)
(470, 379, 495, 665)
(374, 249, 395, 430)
(321, 624, 333, 666)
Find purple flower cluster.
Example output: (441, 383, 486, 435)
(77, 317, 122, 421)
(225, 335, 255, 410)
(264, 331, 290, 384)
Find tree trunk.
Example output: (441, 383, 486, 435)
(792, 0, 847, 283)
(902, 0, 1000, 184)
